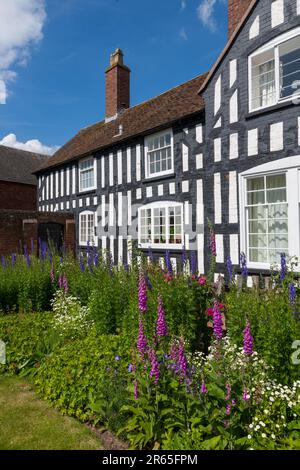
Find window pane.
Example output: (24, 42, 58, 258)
(247, 172, 288, 264)
(266, 174, 286, 189)
(147, 132, 172, 176)
(279, 35, 300, 99)
(251, 49, 276, 109)
(247, 190, 265, 205)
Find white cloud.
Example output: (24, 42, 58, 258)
(0, 0, 46, 103)
(179, 27, 188, 41)
(0, 133, 59, 155)
(181, 0, 187, 10)
(197, 0, 218, 31)
(0, 80, 6, 104)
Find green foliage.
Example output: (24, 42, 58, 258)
(0, 256, 54, 313)
(0, 312, 59, 375)
(34, 331, 132, 424)
(226, 286, 300, 383)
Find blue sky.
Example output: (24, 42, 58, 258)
(0, 0, 228, 154)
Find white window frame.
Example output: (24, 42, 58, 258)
(138, 201, 184, 250)
(249, 26, 300, 113)
(144, 129, 174, 179)
(239, 155, 300, 270)
(79, 157, 97, 193)
(79, 210, 98, 247)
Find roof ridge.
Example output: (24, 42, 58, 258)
(75, 72, 208, 135)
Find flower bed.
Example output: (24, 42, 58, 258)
(0, 242, 300, 449)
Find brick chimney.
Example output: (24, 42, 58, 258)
(105, 48, 130, 120)
(228, 0, 252, 38)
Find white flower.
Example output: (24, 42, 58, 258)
(248, 435, 252, 439)
(261, 433, 267, 438)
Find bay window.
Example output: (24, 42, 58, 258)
(239, 156, 300, 269)
(249, 27, 300, 112)
(79, 157, 97, 192)
(144, 129, 174, 178)
(79, 211, 97, 246)
(139, 202, 183, 249)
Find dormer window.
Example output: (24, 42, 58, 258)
(79, 157, 97, 192)
(144, 129, 174, 179)
(249, 28, 300, 112)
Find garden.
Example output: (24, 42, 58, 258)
(0, 234, 300, 450)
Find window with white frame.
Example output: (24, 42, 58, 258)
(79, 157, 96, 192)
(249, 27, 300, 112)
(246, 174, 288, 264)
(139, 202, 183, 249)
(239, 156, 300, 269)
(79, 211, 96, 246)
(144, 130, 174, 178)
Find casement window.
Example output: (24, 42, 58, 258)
(138, 201, 183, 249)
(79, 211, 97, 246)
(144, 129, 174, 179)
(249, 27, 300, 112)
(79, 157, 97, 192)
(239, 156, 300, 269)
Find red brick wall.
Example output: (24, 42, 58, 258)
(105, 64, 130, 118)
(0, 211, 75, 257)
(228, 0, 252, 38)
(0, 181, 37, 211)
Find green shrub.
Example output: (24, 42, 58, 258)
(0, 312, 59, 375)
(226, 286, 300, 383)
(34, 331, 133, 425)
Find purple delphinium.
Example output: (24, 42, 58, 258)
(156, 295, 168, 338)
(137, 320, 147, 357)
(128, 363, 134, 373)
(138, 275, 147, 314)
(190, 251, 197, 276)
(149, 348, 160, 385)
(30, 238, 35, 254)
(200, 380, 207, 395)
(1, 256, 5, 268)
(79, 255, 85, 272)
(115, 355, 121, 361)
(226, 256, 233, 283)
(165, 250, 173, 275)
(240, 252, 248, 278)
(148, 247, 154, 263)
(25, 253, 31, 268)
(289, 283, 297, 305)
(280, 253, 287, 282)
(87, 251, 93, 271)
(212, 300, 223, 341)
(243, 320, 254, 356)
(11, 253, 16, 267)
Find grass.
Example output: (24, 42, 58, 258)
(0, 376, 102, 450)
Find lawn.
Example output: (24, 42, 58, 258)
(0, 376, 102, 450)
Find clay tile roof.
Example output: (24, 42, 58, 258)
(199, 0, 258, 93)
(0, 145, 49, 185)
(36, 73, 208, 173)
